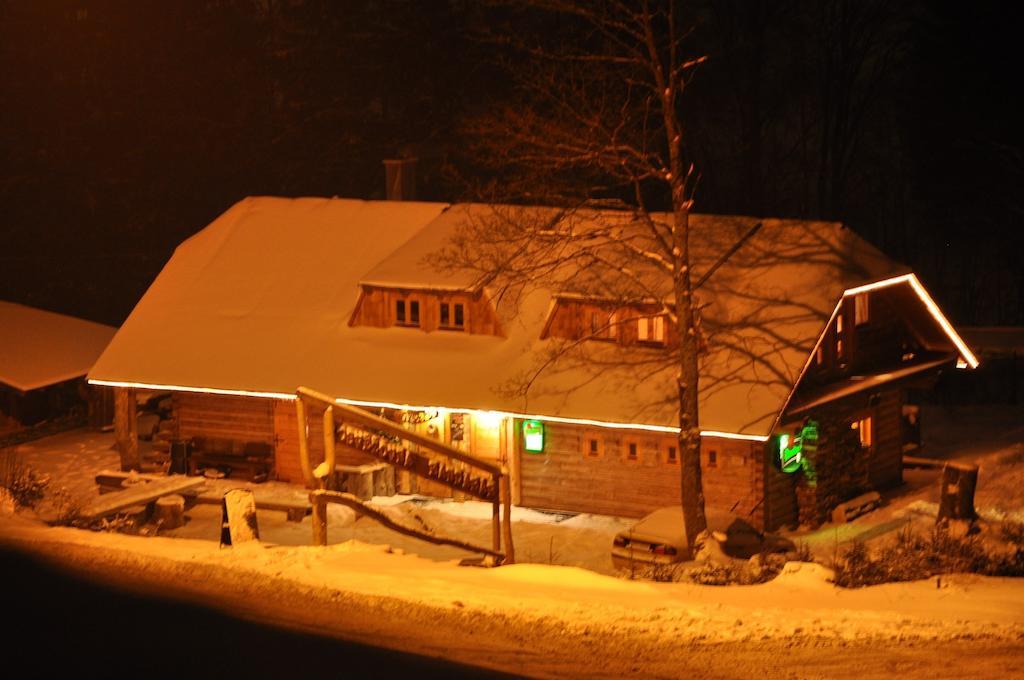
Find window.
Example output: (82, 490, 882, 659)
(854, 293, 869, 326)
(851, 416, 873, 448)
(835, 313, 844, 359)
(589, 309, 617, 340)
(815, 346, 824, 366)
(395, 298, 420, 327)
(582, 432, 604, 459)
(624, 440, 640, 463)
(449, 413, 466, 442)
(664, 444, 678, 465)
(440, 302, 465, 330)
(637, 315, 666, 344)
(706, 448, 718, 468)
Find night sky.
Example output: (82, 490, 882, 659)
(1, 1, 1021, 327)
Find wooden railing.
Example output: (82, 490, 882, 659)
(295, 386, 514, 564)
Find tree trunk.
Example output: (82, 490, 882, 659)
(113, 387, 140, 472)
(672, 206, 708, 553)
(937, 462, 979, 522)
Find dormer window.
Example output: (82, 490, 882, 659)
(439, 302, 465, 331)
(637, 315, 665, 344)
(395, 299, 420, 327)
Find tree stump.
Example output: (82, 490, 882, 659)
(937, 462, 979, 522)
(220, 489, 259, 546)
(154, 494, 185, 530)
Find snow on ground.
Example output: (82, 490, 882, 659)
(3, 406, 1024, 675)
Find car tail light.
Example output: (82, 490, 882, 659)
(613, 536, 629, 548)
(650, 544, 677, 556)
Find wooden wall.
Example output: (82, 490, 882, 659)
(517, 421, 765, 526)
(173, 393, 275, 448)
(868, 388, 904, 489)
(272, 399, 379, 484)
(349, 285, 503, 336)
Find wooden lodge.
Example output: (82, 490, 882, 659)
(88, 198, 977, 529)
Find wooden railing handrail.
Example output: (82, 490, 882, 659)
(296, 386, 503, 476)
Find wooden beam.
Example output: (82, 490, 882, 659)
(500, 473, 515, 564)
(113, 387, 140, 471)
(79, 476, 205, 522)
(310, 489, 504, 560)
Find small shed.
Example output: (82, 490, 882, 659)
(0, 301, 117, 431)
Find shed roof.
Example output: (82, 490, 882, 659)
(0, 301, 117, 392)
(89, 197, 969, 437)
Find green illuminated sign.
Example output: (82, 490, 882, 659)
(776, 421, 818, 474)
(522, 420, 545, 453)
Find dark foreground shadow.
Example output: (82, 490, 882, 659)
(0, 545, 510, 679)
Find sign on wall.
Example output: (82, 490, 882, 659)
(775, 420, 819, 474)
(522, 419, 545, 453)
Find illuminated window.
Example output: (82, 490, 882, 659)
(439, 302, 465, 330)
(815, 347, 824, 366)
(854, 293, 869, 325)
(637, 315, 666, 344)
(835, 313, 844, 359)
(395, 299, 420, 327)
(851, 416, 873, 448)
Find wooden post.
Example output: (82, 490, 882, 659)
(295, 397, 316, 488)
(492, 492, 501, 555)
(113, 387, 140, 472)
(322, 405, 336, 488)
(500, 472, 514, 564)
(938, 462, 979, 522)
(311, 491, 328, 546)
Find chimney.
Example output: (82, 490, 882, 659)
(383, 158, 418, 201)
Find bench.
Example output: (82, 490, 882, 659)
(189, 437, 272, 483)
(831, 491, 882, 524)
(334, 463, 395, 500)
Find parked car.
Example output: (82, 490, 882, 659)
(612, 507, 795, 570)
(612, 506, 690, 570)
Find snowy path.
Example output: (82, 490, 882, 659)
(1, 514, 1022, 678)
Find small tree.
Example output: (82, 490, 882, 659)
(445, 1, 712, 550)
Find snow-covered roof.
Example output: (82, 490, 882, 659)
(0, 301, 117, 392)
(88, 196, 965, 437)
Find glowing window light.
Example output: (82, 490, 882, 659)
(522, 420, 545, 452)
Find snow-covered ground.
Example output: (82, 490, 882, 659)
(2, 404, 1024, 677)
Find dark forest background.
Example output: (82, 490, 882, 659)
(1, 0, 1020, 328)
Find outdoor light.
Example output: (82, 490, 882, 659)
(523, 419, 545, 452)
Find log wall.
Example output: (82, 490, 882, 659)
(517, 421, 765, 526)
(173, 393, 275, 448)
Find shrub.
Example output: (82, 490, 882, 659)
(832, 522, 1024, 587)
(0, 450, 49, 508)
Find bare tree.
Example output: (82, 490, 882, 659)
(443, 1, 714, 550)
